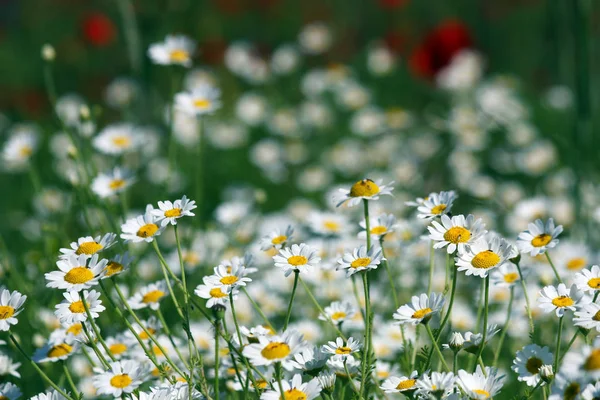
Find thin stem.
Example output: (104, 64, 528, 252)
(424, 324, 451, 372)
(275, 363, 286, 400)
(152, 240, 185, 319)
(427, 241, 435, 295)
(241, 287, 273, 329)
(453, 351, 459, 375)
(299, 278, 346, 339)
(473, 276, 490, 372)
(359, 270, 372, 398)
(343, 359, 359, 394)
(516, 262, 535, 333)
(283, 270, 300, 331)
(554, 316, 564, 374)
(156, 308, 191, 369)
(493, 286, 514, 367)
(62, 362, 79, 397)
(81, 291, 116, 362)
(545, 252, 563, 283)
(379, 238, 398, 309)
(80, 320, 110, 368)
(214, 318, 221, 400)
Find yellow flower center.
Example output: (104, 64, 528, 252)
(331, 311, 347, 321)
(193, 99, 211, 109)
(260, 342, 291, 360)
(66, 323, 83, 336)
(170, 49, 189, 62)
(503, 272, 519, 283)
(109, 179, 126, 190)
(271, 235, 287, 245)
(164, 208, 182, 218)
(594, 311, 600, 321)
(110, 373, 132, 388)
(68, 300, 88, 314)
(253, 379, 268, 389)
(64, 267, 94, 284)
(283, 389, 307, 400)
(183, 252, 200, 265)
(139, 327, 156, 340)
(0, 305, 15, 320)
(525, 357, 542, 374)
(220, 275, 238, 285)
(584, 349, 600, 371)
(75, 241, 103, 255)
(209, 288, 227, 298)
(47, 343, 73, 358)
(142, 290, 165, 304)
(531, 234, 552, 247)
(396, 379, 416, 390)
(323, 221, 340, 232)
(110, 343, 128, 355)
(566, 257, 586, 271)
(370, 226, 387, 235)
(412, 307, 433, 319)
(473, 389, 490, 398)
(105, 261, 124, 277)
(112, 136, 130, 148)
(288, 255, 308, 266)
(137, 223, 159, 238)
(431, 204, 447, 215)
(349, 179, 380, 197)
(551, 296, 574, 308)
(443, 226, 471, 244)
(471, 250, 501, 269)
(336, 346, 353, 355)
(588, 278, 600, 289)
(20, 146, 32, 157)
(350, 257, 371, 269)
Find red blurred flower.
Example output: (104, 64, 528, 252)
(409, 19, 472, 79)
(82, 13, 116, 47)
(377, 0, 409, 9)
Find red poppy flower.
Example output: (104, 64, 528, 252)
(409, 19, 472, 79)
(82, 13, 116, 47)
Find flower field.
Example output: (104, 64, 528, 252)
(1, 1, 600, 399)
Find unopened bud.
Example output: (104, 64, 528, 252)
(41, 44, 56, 61)
(449, 332, 465, 351)
(540, 364, 554, 382)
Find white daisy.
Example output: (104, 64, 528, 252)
(273, 243, 321, 276)
(151, 195, 197, 227)
(457, 366, 505, 399)
(574, 302, 600, 332)
(416, 190, 458, 219)
(128, 281, 168, 311)
(393, 292, 445, 325)
(0, 289, 26, 332)
(104, 334, 135, 360)
(359, 213, 398, 240)
(59, 233, 117, 258)
(30, 389, 71, 400)
(175, 83, 222, 116)
(490, 263, 523, 288)
(428, 214, 486, 254)
(45, 254, 107, 291)
(0, 353, 21, 378)
(148, 381, 203, 399)
(260, 226, 294, 251)
(321, 337, 361, 360)
(512, 344, 554, 387)
(0, 383, 21, 400)
(290, 346, 329, 371)
(204, 260, 252, 288)
(336, 178, 394, 207)
(260, 373, 322, 400)
(242, 330, 306, 370)
(455, 236, 513, 278)
(91, 167, 135, 199)
(380, 371, 419, 393)
(194, 280, 237, 309)
(54, 290, 105, 325)
(337, 245, 383, 277)
(93, 123, 141, 155)
(148, 35, 196, 67)
(33, 337, 78, 363)
(415, 371, 456, 399)
(319, 300, 356, 325)
(101, 253, 134, 279)
(574, 265, 600, 293)
(2, 127, 38, 169)
(538, 283, 588, 317)
(460, 325, 501, 354)
(307, 212, 350, 236)
(120, 210, 165, 243)
(93, 360, 148, 398)
(582, 382, 600, 400)
(562, 344, 600, 380)
(517, 218, 563, 256)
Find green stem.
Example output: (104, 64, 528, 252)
(152, 240, 185, 319)
(545, 252, 563, 283)
(516, 262, 535, 333)
(62, 362, 79, 397)
(380, 238, 398, 309)
(425, 324, 451, 372)
(453, 351, 458, 375)
(554, 315, 564, 374)
(493, 286, 514, 367)
(214, 319, 221, 400)
(241, 287, 273, 329)
(80, 319, 110, 368)
(299, 278, 346, 339)
(359, 270, 372, 398)
(275, 363, 286, 400)
(427, 241, 435, 295)
(344, 359, 359, 393)
(156, 308, 190, 369)
(81, 291, 116, 362)
(283, 270, 300, 331)
(473, 276, 490, 371)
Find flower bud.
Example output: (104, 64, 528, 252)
(449, 332, 464, 351)
(540, 364, 554, 382)
(41, 44, 56, 61)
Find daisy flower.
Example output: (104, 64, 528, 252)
(104, 334, 135, 360)
(242, 330, 306, 370)
(336, 178, 394, 207)
(553, 241, 592, 274)
(120, 210, 165, 243)
(102, 253, 134, 279)
(93, 360, 148, 398)
(0, 383, 21, 400)
(151, 195, 197, 227)
(59, 233, 117, 258)
(416, 190, 457, 219)
(54, 290, 105, 325)
(204, 260, 252, 288)
(194, 280, 237, 308)
(149, 381, 203, 400)
(128, 281, 168, 311)
(512, 344, 554, 387)
(582, 382, 600, 400)
(148, 34, 196, 67)
(415, 372, 456, 399)
(0, 353, 21, 378)
(359, 213, 398, 240)
(33, 337, 78, 363)
(457, 366, 505, 399)
(259, 226, 294, 251)
(320, 300, 356, 324)
(393, 292, 445, 325)
(175, 83, 222, 116)
(461, 325, 501, 354)
(290, 346, 329, 371)
(538, 283, 588, 317)
(91, 167, 135, 199)
(428, 214, 487, 254)
(0, 289, 26, 331)
(337, 245, 383, 277)
(562, 344, 600, 379)
(307, 212, 350, 236)
(380, 371, 419, 393)
(490, 263, 523, 288)
(92, 123, 141, 155)
(30, 389, 72, 400)
(517, 218, 563, 256)
(321, 337, 361, 360)
(574, 302, 600, 332)
(2, 127, 38, 169)
(574, 265, 600, 293)
(273, 243, 321, 276)
(45, 254, 107, 291)
(455, 236, 513, 278)
(260, 374, 322, 400)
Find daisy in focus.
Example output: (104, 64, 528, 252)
(457, 366, 505, 399)
(337, 245, 383, 277)
(273, 243, 321, 276)
(415, 190, 457, 219)
(321, 336, 361, 360)
(0, 289, 26, 331)
(259, 226, 294, 251)
(93, 360, 148, 398)
(538, 283, 588, 317)
(54, 290, 105, 325)
(517, 218, 563, 256)
(393, 292, 445, 325)
(260, 374, 322, 400)
(574, 265, 600, 293)
(45, 254, 107, 291)
(336, 178, 394, 207)
(59, 233, 117, 258)
(455, 236, 513, 278)
(148, 34, 196, 67)
(415, 371, 456, 399)
(195, 280, 237, 308)
(380, 371, 419, 393)
(151, 195, 197, 227)
(512, 344, 554, 387)
(428, 214, 487, 254)
(242, 330, 306, 369)
(121, 210, 165, 243)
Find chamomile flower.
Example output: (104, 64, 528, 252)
(428, 214, 486, 254)
(175, 84, 221, 116)
(512, 344, 554, 387)
(242, 330, 306, 369)
(574, 265, 600, 293)
(538, 283, 588, 317)
(0, 289, 26, 331)
(102, 253, 134, 279)
(380, 371, 419, 393)
(128, 281, 168, 311)
(320, 300, 356, 324)
(148, 35, 196, 67)
(273, 243, 321, 276)
(260, 226, 294, 251)
(93, 360, 148, 398)
(321, 337, 361, 361)
(290, 346, 329, 371)
(0, 353, 21, 378)
(149, 381, 203, 400)
(121, 211, 165, 243)
(416, 190, 457, 219)
(0, 383, 21, 400)
(307, 212, 350, 236)
(104, 334, 135, 360)
(91, 167, 135, 199)
(582, 382, 600, 400)
(59, 233, 117, 258)
(416, 372, 456, 399)
(490, 263, 523, 288)
(337, 245, 383, 277)
(30, 389, 71, 400)
(336, 178, 394, 207)
(455, 237, 513, 278)
(359, 213, 398, 240)
(54, 290, 105, 325)
(2, 127, 38, 169)
(393, 292, 445, 325)
(260, 374, 322, 400)
(517, 218, 563, 256)
(45, 254, 107, 291)
(151, 195, 197, 227)
(574, 302, 600, 332)
(194, 281, 237, 308)
(204, 261, 252, 288)
(93, 123, 141, 155)
(457, 366, 505, 399)
(562, 344, 600, 380)
(33, 337, 78, 363)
